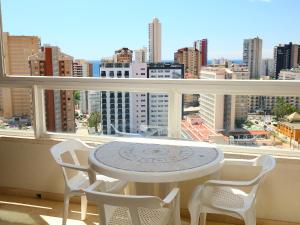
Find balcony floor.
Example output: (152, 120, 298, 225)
(0, 194, 230, 225)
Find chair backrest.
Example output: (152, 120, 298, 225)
(85, 189, 165, 225)
(249, 154, 276, 199)
(50, 139, 93, 189)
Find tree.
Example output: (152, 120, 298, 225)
(272, 97, 296, 121)
(74, 91, 80, 105)
(88, 112, 101, 133)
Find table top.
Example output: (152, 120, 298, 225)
(89, 138, 224, 183)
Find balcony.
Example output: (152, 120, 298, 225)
(0, 76, 300, 224)
(1, 136, 300, 225)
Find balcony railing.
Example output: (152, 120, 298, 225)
(0, 75, 300, 155)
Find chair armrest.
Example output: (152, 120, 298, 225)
(162, 188, 180, 205)
(58, 162, 90, 172)
(85, 179, 127, 194)
(204, 179, 254, 187)
(106, 180, 128, 194)
(223, 158, 256, 166)
(85, 180, 104, 192)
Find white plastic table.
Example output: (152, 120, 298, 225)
(89, 138, 224, 183)
(89, 138, 223, 225)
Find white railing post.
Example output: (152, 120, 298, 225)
(32, 85, 45, 138)
(168, 90, 182, 139)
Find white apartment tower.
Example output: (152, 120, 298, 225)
(147, 63, 184, 136)
(100, 62, 148, 135)
(199, 66, 250, 132)
(148, 18, 161, 63)
(130, 63, 148, 132)
(199, 68, 225, 131)
(243, 37, 262, 79)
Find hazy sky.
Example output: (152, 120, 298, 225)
(2, 0, 299, 60)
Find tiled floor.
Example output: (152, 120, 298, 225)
(0, 194, 229, 225)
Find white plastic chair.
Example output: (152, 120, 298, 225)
(188, 155, 276, 225)
(85, 180, 181, 225)
(50, 139, 128, 225)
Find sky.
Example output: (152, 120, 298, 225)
(2, 0, 300, 60)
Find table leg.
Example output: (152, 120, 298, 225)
(132, 182, 179, 198)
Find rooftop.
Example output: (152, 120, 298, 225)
(280, 122, 300, 130)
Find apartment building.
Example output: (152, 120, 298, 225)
(249, 68, 300, 113)
(100, 62, 131, 135)
(0, 32, 40, 118)
(73, 59, 93, 77)
(130, 63, 148, 132)
(224, 65, 250, 132)
(134, 47, 147, 63)
(199, 68, 225, 131)
(28, 45, 75, 132)
(199, 66, 249, 132)
(279, 68, 300, 80)
(113, 48, 133, 63)
(261, 59, 275, 77)
(243, 37, 262, 79)
(72, 59, 93, 114)
(100, 62, 148, 135)
(147, 63, 184, 136)
(174, 47, 201, 79)
(194, 39, 208, 66)
(274, 43, 300, 79)
(174, 47, 201, 107)
(148, 18, 161, 63)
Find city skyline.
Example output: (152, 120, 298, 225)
(2, 0, 300, 60)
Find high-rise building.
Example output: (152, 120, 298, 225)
(134, 47, 147, 63)
(261, 59, 274, 77)
(194, 39, 208, 66)
(148, 18, 161, 63)
(130, 63, 148, 132)
(174, 47, 201, 107)
(113, 48, 133, 63)
(100, 62, 148, 135)
(72, 59, 93, 114)
(29, 45, 75, 132)
(174, 47, 201, 79)
(199, 66, 249, 132)
(243, 37, 262, 79)
(224, 65, 250, 132)
(274, 42, 300, 79)
(147, 63, 184, 136)
(248, 68, 300, 114)
(100, 62, 131, 135)
(73, 59, 93, 77)
(0, 32, 40, 118)
(291, 44, 300, 68)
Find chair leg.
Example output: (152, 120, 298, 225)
(191, 213, 200, 225)
(81, 195, 87, 220)
(244, 209, 256, 225)
(62, 194, 70, 225)
(199, 213, 206, 225)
